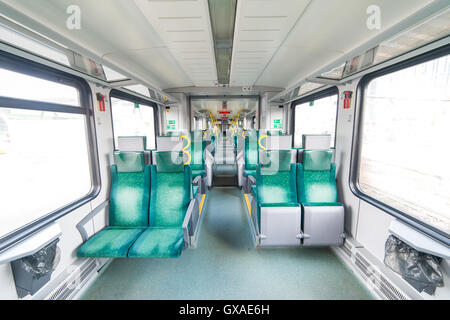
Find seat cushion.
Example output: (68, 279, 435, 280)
(297, 163, 338, 204)
(193, 185, 199, 199)
(128, 228, 184, 258)
(192, 169, 206, 177)
(244, 169, 256, 177)
(256, 165, 298, 205)
(77, 227, 145, 258)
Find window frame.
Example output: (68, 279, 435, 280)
(290, 86, 339, 148)
(0, 49, 101, 252)
(350, 44, 450, 246)
(109, 89, 159, 151)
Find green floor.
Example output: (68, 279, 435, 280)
(81, 187, 373, 300)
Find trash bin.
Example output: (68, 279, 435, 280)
(11, 238, 61, 298)
(384, 235, 444, 295)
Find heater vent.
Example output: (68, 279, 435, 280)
(47, 259, 98, 300)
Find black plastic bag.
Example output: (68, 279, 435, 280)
(18, 239, 60, 279)
(384, 235, 444, 295)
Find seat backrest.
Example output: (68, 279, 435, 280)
(297, 149, 338, 204)
(245, 129, 259, 170)
(267, 130, 282, 136)
(109, 151, 150, 227)
(118, 136, 146, 151)
(302, 134, 331, 150)
(256, 150, 297, 205)
(298, 134, 333, 163)
(117, 136, 151, 164)
(150, 151, 192, 228)
(190, 130, 205, 170)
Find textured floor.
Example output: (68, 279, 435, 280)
(81, 187, 373, 300)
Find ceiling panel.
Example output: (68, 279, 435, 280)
(230, 0, 311, 86)
(135, 0, 218, 87)
(0, 0, 193, 89)
(255, 0, 435, 88)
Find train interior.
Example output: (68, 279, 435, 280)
(0, 0, 449, 301)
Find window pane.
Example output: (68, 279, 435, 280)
(294, 94, 338, 148)
(0, 108, 91, 238)
(0, 68, 80, 106)
(111, 97, 156, 149)
(359, 54, 450, 235)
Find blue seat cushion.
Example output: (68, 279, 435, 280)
(128, 228, 185, 258)
(77, 227, 145, 258)
(192, 169, 206, 177)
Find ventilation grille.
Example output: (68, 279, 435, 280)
(342, 240, 353, 258)
(354, 252, 408, 300)
(47, 259, 98, 300)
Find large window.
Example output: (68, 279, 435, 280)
(0, 55, 98, 246)
(293, 89, 338, 148)
(356, 50, 450, 240)
(110, 93, 156, 150)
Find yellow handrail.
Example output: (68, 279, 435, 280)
(230, 109, 242, 135)
(258, 134, 268, 151)
(206, 109, 220, 135)
(180, 135, 191, 165)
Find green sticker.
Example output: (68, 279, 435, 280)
(273, 119, 283, 129)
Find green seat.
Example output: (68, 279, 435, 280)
(78, 152, 150, 258)
(128, 228, 184, 258)
(193, 185, 199, 199)
(78, 227, 145, 258)
(244, 130, 259, 178)
(192, 169, 206, 177)
(190, 130, 206, 178)
(128, 151, 192, 258)
(254, 150, 299, 228)
(296, 148, 344, 246)
(297, 150, 340, 205)
(244, 169, 256, 177)
(267, 130, 282, 136)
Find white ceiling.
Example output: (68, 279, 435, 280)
(0, 0, 439, 92)
(229, 0, 310, 86)
(135, 0, 218, 87)
(254, 0, 436, 89)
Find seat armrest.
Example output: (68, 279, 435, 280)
(236, 150, 244, 162)
(182, 199, 196, 247)
(76, 200, 109, 242)
(205, 148, 214, 162)
(192, 175, 202, 185)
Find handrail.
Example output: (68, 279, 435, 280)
(180, 135, 192, 165)
(258, 134, 268, 151)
